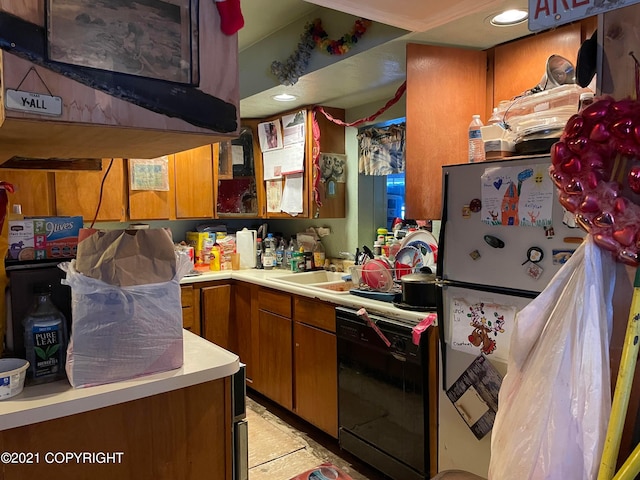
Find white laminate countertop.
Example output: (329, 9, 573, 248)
(0, 330, 239, 431)
(181, 268, 437, 325)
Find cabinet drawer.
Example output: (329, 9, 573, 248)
(258, 288, 291, 318)
(294, 297, 335, 332)
(181, 286, 195, 308)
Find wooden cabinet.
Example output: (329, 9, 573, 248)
(405, 44, 487, 221)
(233, 280, 255, 381)
(0, 1, 239, 164)
(55, 158, 126, 222)
(293, 297, 338, 437)
(202, 284, 233, 350)
(0, 379, 232, 480)
(0, 170, 55, 216)
(127, 157, 176, 220)
(253, 288, 293, 409)
(180, 285, 201, 336)
(174, 145, 215, 219)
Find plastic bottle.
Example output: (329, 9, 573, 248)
(275, 237, 286, 269)
(487, 107, 502, 125)
(22, 284, 68, 385)
(255, 238, 263, 269)
(468, 114, 486, 163)
(313, 240, 326, 270)
(285, 236, 298, 270)
(262, 233, 276, 270)
(8, 204, 24, 221)
(209, 244, 221, 271)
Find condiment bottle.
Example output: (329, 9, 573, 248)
(313, 241, 326, 270)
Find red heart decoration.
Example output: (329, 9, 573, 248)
(550, 96, 640, 266)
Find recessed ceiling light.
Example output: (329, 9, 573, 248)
(273, 93, 297, 102)
(490, 9, 528, 26)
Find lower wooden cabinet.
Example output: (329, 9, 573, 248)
(180, 285, 201, 335)
(202, 284, 232, 349)
(257, 309, 293, 410)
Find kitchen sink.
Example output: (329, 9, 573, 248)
(273, 270, 353, 295)
(274, 270, 347, 285)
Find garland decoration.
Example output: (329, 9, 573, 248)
(271, 18, 371, 86)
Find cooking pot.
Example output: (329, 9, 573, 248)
(399, 267, 438, 309)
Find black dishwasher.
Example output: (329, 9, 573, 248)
(336, 306, 429, 480)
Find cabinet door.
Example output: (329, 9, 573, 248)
(202, 284, 232, 350)
(0, 170, 55, 216)
(405, 44, 487, 220)
(233, 281, 254, 380)
(55, 158, 125, 222)
(180, 285, 201, 336)
(174, 145, 214, 219)
(257, 310, 292, 410)
(294, 322, 338, 437)
(215, 126, 260, 218)
(127, 156, 175, 220)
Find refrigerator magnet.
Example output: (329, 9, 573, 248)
(521, 246, 543, 265)
(523, 261, 544, 279)
(469, 198, 482, 213)
(462, 205, 471, 218)
(483, 235, 504, 248)
(469, 249, 481, 260)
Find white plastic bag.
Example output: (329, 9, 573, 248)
(489, 235, 616, 480)
(60, 252, 192, 388)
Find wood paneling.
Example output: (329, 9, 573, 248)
(293, 322, 338, 437)
(0, 170, 55, 216)
(55, 158, 125, 222)
(405, 44, 487, 220)
(313, 107, 346, 219)
(174, 145, 215, 219)
(202, 284, 232, 350)
(233, 281, 254, 380)
(0, 379, 232, 480)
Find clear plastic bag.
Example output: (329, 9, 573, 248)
(489, 235, 616, 479)
(60, 252, 192, 388)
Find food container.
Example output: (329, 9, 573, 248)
(0, 358, 29, 400)
(399, 267, 438, 309)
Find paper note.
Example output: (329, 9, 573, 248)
(282, 110, 306, 146)
(281, 173, 304, 215)
(262, 144, 305, 180)
(266, 180, 283, 213)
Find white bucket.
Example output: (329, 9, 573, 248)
(236, 228, 257, 269)
(0, 358, 29, 400)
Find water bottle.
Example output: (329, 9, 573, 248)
(468, 114, 485, 163)
(22, 284, 68, 385)
(255, 238, 263, 269)
(262, 233, 276, 270)
(275, 238, 286, 269)
(285, 236, 298, 270)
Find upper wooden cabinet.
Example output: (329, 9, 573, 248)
(0, 170, 55, 217)
(127, 157, 176, 220)
(405, 44, 487, 221)
(55, 158, 126, 222)
(174, 145, 215, 219)
(239, 106, 346, 219)
(0, 0, 239, 164)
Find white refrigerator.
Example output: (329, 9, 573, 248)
(435, 155, 585, 476)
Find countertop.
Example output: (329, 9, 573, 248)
(181, 268, 436, 325)
(0, 330, 239, 431)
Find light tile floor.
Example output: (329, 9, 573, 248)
(247, 392, 390, 480)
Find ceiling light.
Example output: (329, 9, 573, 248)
(490, 9, 528, 26)
(273, 93, 297, 102)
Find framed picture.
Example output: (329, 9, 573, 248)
(46, 0, 199, 85)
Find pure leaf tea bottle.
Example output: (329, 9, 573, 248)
(23, 283, 68, 385)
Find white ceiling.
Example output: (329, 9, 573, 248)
(237, 0, 536, 118)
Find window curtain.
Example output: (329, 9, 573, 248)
(357, 122, 405, 175)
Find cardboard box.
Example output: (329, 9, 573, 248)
(7, 216, 83, 261)
(185, 231, 210, 266)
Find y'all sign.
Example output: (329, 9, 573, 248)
(528, 0, 640, 32)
